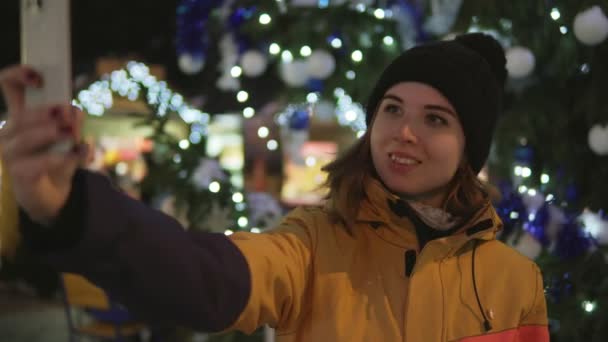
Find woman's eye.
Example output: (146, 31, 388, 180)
(427, 114, 448, 126)
(383, 104, 401, 114)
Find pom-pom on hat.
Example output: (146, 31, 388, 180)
(365, 33, 507, 174)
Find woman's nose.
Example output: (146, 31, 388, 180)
(395, 121, 418, 144)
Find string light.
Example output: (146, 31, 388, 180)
(267, 139, 278, 151)
(179, 139, 190, 150)
(237, 91, 249, 103)
(281, 50, 294, 63)
(75, 61, 207, 129)
(209, 181, 221, 193)
(541, 174, 550, 184)
(560, 26, 568, 34)
(230, 66, 243, 77)
(243, 107, 255, 118)
(269, 43, 281, 55)
(346, 70, 356, 80)
(383, 36, 394, 46)
(345, 110, 358, 122)
(374, 9, 385, 19)
(115, 162, 128, 176)
(259, 13, 272, 25)
(307, 92, 319, 103)
(238, 216, 249, 228)
(224, 229, 234, 236)
(251, 227, 262, 233)
(330, 37, 343, 49)
(550, 8, 561, 20)
(514, 165, 523, 176)
(351, 50, 363, 62)
(582, 300, 597, 313)
(258, 126, 270, 138)
(232, 192, 244, 203)
(305, 156, 317, 167)
(300, 46, 312, 57)
(518, 185, 528, 194)
(521, 167, 532, 178)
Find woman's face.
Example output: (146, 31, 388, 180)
(370, 82, 465, 207)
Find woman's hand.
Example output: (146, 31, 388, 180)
(0, 65, 86, 224)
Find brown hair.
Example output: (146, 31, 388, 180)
(321, 130, 489, 230)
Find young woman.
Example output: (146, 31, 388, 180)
(0, 33, 549, 341)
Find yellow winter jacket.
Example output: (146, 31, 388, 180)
(228, 179, 549, 341)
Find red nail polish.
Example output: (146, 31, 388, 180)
(26, 70, 38, 80)
(51, 107, 62, 119)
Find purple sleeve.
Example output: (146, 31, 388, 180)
(19, 169, 251, 332)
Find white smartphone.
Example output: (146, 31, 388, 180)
(21, 0, 74, 153)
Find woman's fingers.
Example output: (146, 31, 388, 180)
(3, 123, 72, 162)
(0, 65, 43, 116)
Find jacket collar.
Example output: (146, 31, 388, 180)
(356, 178, 502, 259)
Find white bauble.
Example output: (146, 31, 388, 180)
(279, 61, 309, 87)
(240, 50, 268, 77)
(505, 46, 535, 78)
(588, 124, 608, 155)
(246, 192, 283, 230)
(307, 50, 336, 79)
(579, 209, 608, 245)
(573, 6, 608, 46)
(512, 232, 543, 260)
(216, 75, 240, 91)
(192, 158, 227, 190)
(178, 54, 205, 75)
(522, 192, 546, 213)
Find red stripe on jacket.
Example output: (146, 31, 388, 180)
(459, 325, 549, 342)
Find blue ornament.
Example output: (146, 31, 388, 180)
(565, 183, 578, 203)
(307, 79, 324, 93)
(554, 220, 594, 260)
(524, 204, 550, 246)
(176, 0, 223, 61)
(495, 181, 526, 237)
(514, 145, 534, 164)
(289, 110, 310, 131)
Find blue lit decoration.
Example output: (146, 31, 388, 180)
(495, 180, 526, 237)
(227, 6, 255, 54)
(524, 203, 550, 246)
(307, 79, 325, 93)
(554, 218, 595, 260)
(494, 182, 595, 258)
(176, 0, 224, 74)
(289, 109, 310, 131)
(388, 0, 429, 47)
(514, 144, 535, 164)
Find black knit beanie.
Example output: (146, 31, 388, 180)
(365, 33, 507, 174)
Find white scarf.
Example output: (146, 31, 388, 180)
(406, 200, 460, 231)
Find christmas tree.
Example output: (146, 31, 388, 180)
(169, 1, 608, 341)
